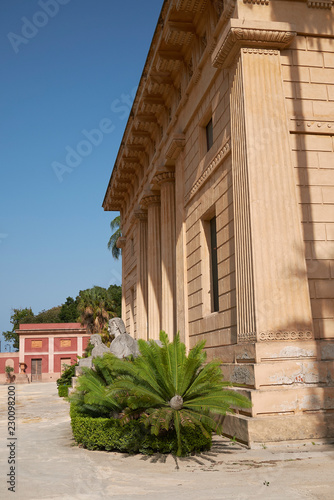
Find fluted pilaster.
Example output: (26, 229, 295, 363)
(141, 194, 161, 339)
(116, 236, 127, 326)
(155, 172, 176, 339)
(133, 210, 148, 340)
(230, 48, 314, 342)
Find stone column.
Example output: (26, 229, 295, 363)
(154, 172, 176, 340)
(48, 336, 54, 374)
(133, 209, 148, 340)
(141, 194, 161, 340)
(116, 236, 127, 325)
(77, 336, 83, 357)
(213, 22, 313, 342)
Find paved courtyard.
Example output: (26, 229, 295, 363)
(0, 382, 334, 500)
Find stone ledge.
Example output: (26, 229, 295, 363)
(223, 412, 334, 446)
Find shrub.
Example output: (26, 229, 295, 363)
(58, 385, 70, 397)
(69, 332, 251, 456)
(70, 404, 211, 455)
(56, 363, 77, 388)
(69, 354, 127, 417)
(5, 366, 14, 374)
(111, 331, 252, 455)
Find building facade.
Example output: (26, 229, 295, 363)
(103, 0, 334, 445)
(0, 323, 90, 383)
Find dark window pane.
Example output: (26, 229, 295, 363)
(210, 216, 219, 312)
(206, 118, 213, 151)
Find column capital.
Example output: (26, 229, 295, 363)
(141, 191, 161, 208)
(153, 171, 175, 186)
(212, 20, 296, 69)
(131, 209, 148, 224)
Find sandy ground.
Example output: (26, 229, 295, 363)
(0, 382, 334, 500)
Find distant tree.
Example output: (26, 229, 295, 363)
(107, 284, 122, 318)
(59, 297, 79, 322)
(107, 215, 121, 259)
(33, 306, 62, 323)
(78, 287, 114, 335)
(2, 285, 121, 352)
(3, 307, 35, 351)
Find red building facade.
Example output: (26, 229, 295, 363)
(0, 323, 90, 383)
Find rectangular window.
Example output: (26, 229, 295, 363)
(201, 211, 220, 316)
(210, 216, 219, 312)
(206, 118, 213, 151)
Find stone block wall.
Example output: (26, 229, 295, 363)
(282, 35, 334, 342)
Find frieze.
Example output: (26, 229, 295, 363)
(184, 139, 230, 205)
(242, 48, 279, 55)
(238, 332, 257, 343)
(259, 331, 313, 341)
(212, 23, 296, 68)
(307, 0, 333, 8)
(290, 118, 334, 134)
(243, 0, 269, 4)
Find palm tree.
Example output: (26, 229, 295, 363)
(107, 215, 121, 260)
(78, 287, 115, 334)
(111, 331, 252, 456)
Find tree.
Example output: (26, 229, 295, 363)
(3, 307, 35, 350)
(2, 285, 121, 351)
(34, 306, 62, 323)
(107, 215, 121, 260)
(107, 284, 122, 318)
(77, 286, 116, 335)
(59, 297, 79, 322)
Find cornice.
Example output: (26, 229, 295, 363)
(116, 236, 126, 249)
(212, 20, 296, 68)
(175, 0, 208, 13)
(184, 138, 231, 205)
(165, 134, 185, 161)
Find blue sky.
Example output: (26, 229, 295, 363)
(0, 0, 163, 351)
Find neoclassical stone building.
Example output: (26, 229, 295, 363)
(103, 0, 334, 445)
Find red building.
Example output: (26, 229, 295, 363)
(0, 323, 90, 383)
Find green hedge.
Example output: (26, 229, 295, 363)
(70, 405, 211, 456)
(58, 385, 70, 397)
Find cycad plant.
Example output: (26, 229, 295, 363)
(70, 355, 126, 418)
(111, 331, 252, 456)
